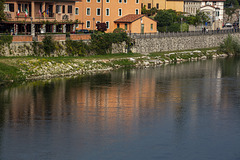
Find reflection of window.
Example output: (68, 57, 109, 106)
(106, 8, 110, 16)
(86, 21, 90, 28)
(97, 8, 101, 16)
(68, 5, 72, 13)
(86, 8, 90, 15)
(118, 8, 122, 16)
(75, 8, 79, 15)
(135, 9, 139, 15)
(56, 5, 61, 13)
(106, 21, 109, 29)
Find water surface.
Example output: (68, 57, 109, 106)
(0, 58, 240, 160)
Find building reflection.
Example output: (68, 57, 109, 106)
(1, 57, 240, 138)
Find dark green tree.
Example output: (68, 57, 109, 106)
(0, 0, 6, 22)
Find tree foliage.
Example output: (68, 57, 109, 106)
(218, 34, 240, 56)
(141, 6, 158, 16)
(186, 10, 209, 26)
(0, 0, 6, 22)
(96, 23, 107, 32)
(90, 32, 131, 55)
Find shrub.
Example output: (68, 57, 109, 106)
(65, 40, 89, 56)
(90, 32, 132, 55)
(218, 34, 240, 56)
(42, 35, 56, 56)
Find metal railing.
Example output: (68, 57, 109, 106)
(128, 29, 240, 39)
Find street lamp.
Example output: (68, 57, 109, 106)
(93, 17, 95, 34)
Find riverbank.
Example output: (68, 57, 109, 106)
(0, 49, 228, 84)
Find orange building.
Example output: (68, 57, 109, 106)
(75, 0, 157, 33)
(2, 0, 82, 35)
(114, 14, 157, 33)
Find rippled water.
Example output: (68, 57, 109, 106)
(0, 58, 240, 160)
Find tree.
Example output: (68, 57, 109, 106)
(0, 0, 6, 22)
(186, 10, 209, 27)
(96, 23, 107, 32)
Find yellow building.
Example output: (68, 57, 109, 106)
(75, 0, 143, 32)
(141, 0, 184, 12)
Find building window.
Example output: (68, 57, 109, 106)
(86, 21, 90, 28)
(97, 8, 101, 16)
(119, 0, 122, 3)
(148, 3, 151, 9)
(75, 8, 79, 15)
(151, 24, 153, 30)
(4, 3, 14, 12)
(106, 0, 110, 2)
(117, 24, 120, 28)
(124, 0, 127, 3)
(87, 0, 91, 2)
(135, 9, 139, 15)
(86, 8, 91, 15)
(56, 5, 61, 13)
(62, 5, 65, 13)
(118, 8, 122, 16)
(216, 10, 219, 16)
(97, 0, 101, 2)
(68, 5, 72, 13)
(125, 24, 127, 30)
(156, 3, 159, 9)
(106, 8, 110, 16)
(141, 3, 143, 8)
(213, 1, 216, 5)
(136, 0, 139, 3)
(106, 21, 109, 29)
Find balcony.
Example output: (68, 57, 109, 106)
(35, 13, 55, 19)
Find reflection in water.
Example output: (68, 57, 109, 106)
(0, 58, 240, 160)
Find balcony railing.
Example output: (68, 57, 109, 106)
(35, 13, 55, 19)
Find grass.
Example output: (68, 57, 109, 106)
(0, 62, 25, 82)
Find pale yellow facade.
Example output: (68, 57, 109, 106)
(75, 0, 141, 32)
(141, 0, 184, 12)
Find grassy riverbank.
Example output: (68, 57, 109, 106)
(0, 48, 227, 84)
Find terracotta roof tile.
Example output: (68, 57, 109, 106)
(114, 14, 144, 23)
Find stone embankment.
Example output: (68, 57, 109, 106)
(18, 49, 227, 80)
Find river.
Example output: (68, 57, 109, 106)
(0, 58, 240, 160)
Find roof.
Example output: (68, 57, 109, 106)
(114, 14, 144, 23)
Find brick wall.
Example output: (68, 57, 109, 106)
(12, 35, 33, 42)
(70, 34, 91, 40)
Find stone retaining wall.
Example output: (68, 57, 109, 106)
(130, 33, 240, 54)
(2, 32, 240, 56)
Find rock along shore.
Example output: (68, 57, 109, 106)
(16, 49, 228, 81)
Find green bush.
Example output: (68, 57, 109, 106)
(218, 34, 240, 56)
(65, 40, 89, 56)
(90, 32, 131, 55)
(42, 35, 56, 56)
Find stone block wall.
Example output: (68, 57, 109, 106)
(130, 33, 240, 54)
(2, 32, 240, 56)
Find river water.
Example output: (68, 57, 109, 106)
(0, 58, 240, 160)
